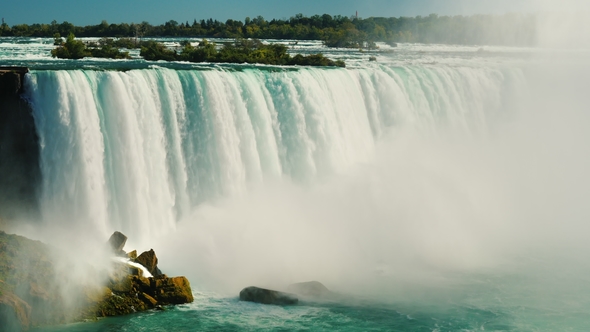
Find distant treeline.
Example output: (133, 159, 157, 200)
(0, 13, 537, 46)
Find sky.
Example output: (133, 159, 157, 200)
(0, 0, 566, 26)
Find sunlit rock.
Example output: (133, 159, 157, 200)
(136, 249, 162, 276)
(127, 250, 137, 260)
(150, 275, 194, 305)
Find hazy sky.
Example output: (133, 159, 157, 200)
(1, 0, 554, 26)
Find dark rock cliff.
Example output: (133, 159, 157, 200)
(0, 67, 40, 221)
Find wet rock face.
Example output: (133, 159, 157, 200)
(0, 67, 40, 222)
(107, 231, 127, 253)
(239, 286, 298, 305)
(0, 72, 21, 96)
(150, 275, 194, 305)
(136, 249, 162, 276)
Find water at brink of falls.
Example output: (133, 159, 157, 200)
(3, 37, 590, 331)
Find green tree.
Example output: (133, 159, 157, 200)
(51, 33, 88, 59)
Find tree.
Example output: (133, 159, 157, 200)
(51, 33, 88, 59)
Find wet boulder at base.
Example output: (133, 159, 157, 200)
(150, 275, 194, 304)
(107, 231, 127, 255)
(239, 286, 298, 305)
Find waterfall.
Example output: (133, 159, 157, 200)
(25, 65, 524, 243)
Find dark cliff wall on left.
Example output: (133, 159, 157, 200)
(0, 68, 40, 221)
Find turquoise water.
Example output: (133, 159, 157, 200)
(5, 37, 590, 331)
(33, 266, 590, 332)
(32, 292, 522, 331)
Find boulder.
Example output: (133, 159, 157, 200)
(107, 231, 127, 253)
(239, 286, 298, 305)
(139, 292, 157, 307)
(150, 275, 194, 305)
(0, 292, 31, 331)
(136, 249, 162, 276)
(286, 281, 331, 298)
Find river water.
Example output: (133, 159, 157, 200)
(2, 37, 590, 331)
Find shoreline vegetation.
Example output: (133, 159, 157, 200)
(1, 13, 536, 47)
(51, 33, 346, 67)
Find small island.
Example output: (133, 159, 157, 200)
(141, 38, 345, 67)
(51, 33, 131, 60)
(51, 33, 345, 67)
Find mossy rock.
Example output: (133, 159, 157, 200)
(150, 275, 193, 305)
(110, 276, 134, 293)
(94, 292, 149, 317)
(127, 250, 137, 260)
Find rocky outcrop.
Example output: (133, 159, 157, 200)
(286, 281, 331, 298)
(149, 275, 193, 304)
(93, 232, 192, 317)
(107, 231, 127, 254)
(93, 271, 193, 316)
(0, 230, 194, 330)
(239, 286, 298, 305)
(135, 249, 162, 276)
(0, 67, 28, 96)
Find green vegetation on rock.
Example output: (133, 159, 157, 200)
(51, 33, 88, 59)
(51, 33, 131, 60)
(141, 38, 345, 67)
